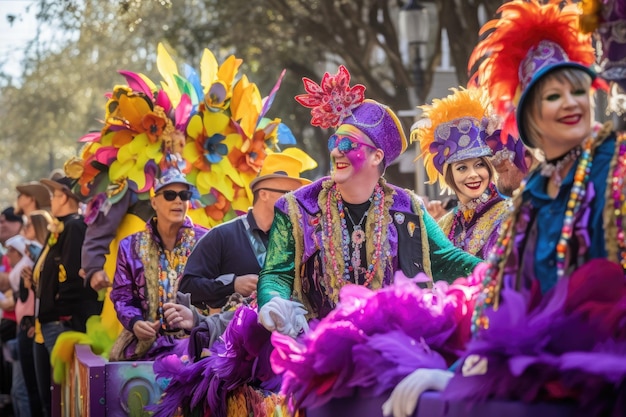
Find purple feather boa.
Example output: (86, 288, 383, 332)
(271, 269, 483, 410)
(151, 305, 280, 417)
(445, 258, 626, 417)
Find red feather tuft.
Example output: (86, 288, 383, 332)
(469, 0, 595, 119)
(501, 113, 520, 145)
(592, 77, 610, 92)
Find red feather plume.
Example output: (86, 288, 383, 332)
(468, 0, 595, 122)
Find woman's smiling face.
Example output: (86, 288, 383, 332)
(450, 157, 491, 204)
(527, 72, 592, 158)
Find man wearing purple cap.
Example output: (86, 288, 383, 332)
(256, 66, 481, 335)
(108, 168, 208, 360)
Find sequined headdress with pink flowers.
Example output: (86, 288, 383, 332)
(411, 87, 498, 192)
(295, 65, 408, 168)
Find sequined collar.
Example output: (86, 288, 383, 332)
(457, 183, 499, 222)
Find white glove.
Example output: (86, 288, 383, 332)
(258, 297, 309, 338)
(382, 368, 453, 417)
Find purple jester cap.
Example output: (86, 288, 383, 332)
(429, 117, 493, 175)
(516, 40, 596, 146)
(340, 99, 408, 168)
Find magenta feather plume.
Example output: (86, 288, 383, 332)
(175, 94, 193, 131)
(79, 132, 101, 143)
(204, 305, 277, 415)
(150, 354, 212, 417)
(350, 332, 448, 396)
(155, 90, 172, 114)
(152, 305, 280, 417)
(118, 70, 155, 97)
(271, 272, 481, 409)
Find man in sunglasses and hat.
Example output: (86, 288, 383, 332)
(108, 168, 208, 361)
(178, 153, 310, 314)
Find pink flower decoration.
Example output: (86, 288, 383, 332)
(295, 65, 365, 128)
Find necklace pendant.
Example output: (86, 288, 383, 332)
(351, 227, 365, 245)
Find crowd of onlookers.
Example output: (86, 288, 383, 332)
(0, 169, 103, 417)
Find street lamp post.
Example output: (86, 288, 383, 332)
(399, 0, 431, 103)
(398, 0, 433, 197)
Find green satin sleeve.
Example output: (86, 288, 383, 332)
(423, 207, 482, 283)
(258, 210, 297, 308)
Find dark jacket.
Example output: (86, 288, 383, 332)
(37, 213, 102, 331)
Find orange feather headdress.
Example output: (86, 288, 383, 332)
(468, 0, 597, 147)
(411, 87, 498, 192)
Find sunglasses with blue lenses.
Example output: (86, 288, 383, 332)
(156, 190, 193, 201)
(328, 135, 378, 153)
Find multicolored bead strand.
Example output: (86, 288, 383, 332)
(609, 132, 626, 269)
(555, 137, 593, 278)
(156, 228, 195, 330)
(471, 208, 516, 334)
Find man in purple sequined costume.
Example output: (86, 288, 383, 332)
(109, 169, 208, 361)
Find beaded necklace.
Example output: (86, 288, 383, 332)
(555, 137, 593, 278)
(139, 224, 197, 331)
(344, 204, 369, 283)
(540, 145, 582, 187)
(606, 132, 626, 269)
(472, 136, 594, 334)
(447, 183, 498, 247)
(325, 183, 385, 287)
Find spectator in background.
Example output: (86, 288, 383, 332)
(3, 235, 39, 417)
(30, 176, 100, 417)
(17, 210, 51, 417)
(21, 210, 53, 248)
(0, 207, 23, 415)
(15, 182, 51, 216)
(1, 207, 24, 291)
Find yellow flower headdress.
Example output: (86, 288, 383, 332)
(67, 43, 315, 227)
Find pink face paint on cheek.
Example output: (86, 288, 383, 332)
(346, 148, 367, 171)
